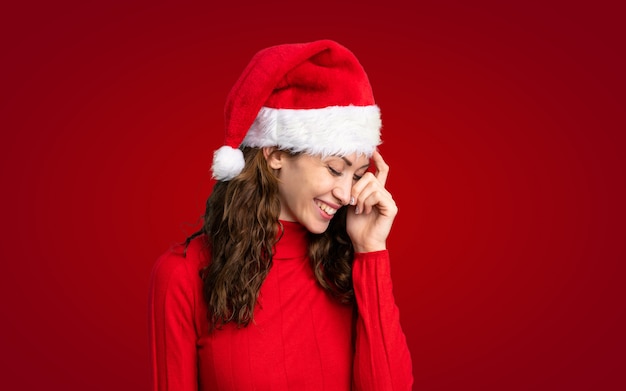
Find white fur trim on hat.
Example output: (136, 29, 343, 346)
(242, 105, 382, 157)
(211, 145, 245, 181)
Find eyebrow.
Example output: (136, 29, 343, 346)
(341, 156, 370, 169)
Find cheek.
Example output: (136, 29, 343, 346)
(278, 161, 330, 199)
(277, 173, 306, 205)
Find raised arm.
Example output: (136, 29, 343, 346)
(352, 250, 414, 390)
(346, 151, 413, 389)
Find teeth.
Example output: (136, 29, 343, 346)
(316, 201, 337, 215)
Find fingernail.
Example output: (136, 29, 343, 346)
(355, 206, 360, 214)
(350, 196, 355, 205)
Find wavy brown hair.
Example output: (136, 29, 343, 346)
(186, 147, 355, 330)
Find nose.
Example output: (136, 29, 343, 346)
(332, 177, 352, 206)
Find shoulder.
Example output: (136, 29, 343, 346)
(150, 235, 210, 295)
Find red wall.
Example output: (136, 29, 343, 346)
(2, 1, 624, 390)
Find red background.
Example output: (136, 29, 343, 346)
(1, 1, 624, 390)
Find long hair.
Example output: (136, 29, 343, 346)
(186, 147, 355, 330)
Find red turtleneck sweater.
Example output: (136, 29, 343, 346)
(149, 221, 413, 390)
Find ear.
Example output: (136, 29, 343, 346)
(263, 147, 284, 170)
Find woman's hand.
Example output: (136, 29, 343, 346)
(346, 150, 398, 253)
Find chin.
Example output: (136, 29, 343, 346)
(302, 220, 331, 235)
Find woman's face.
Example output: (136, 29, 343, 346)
(268, 150, 370, 234)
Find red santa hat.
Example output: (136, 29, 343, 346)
(211, 39, 382, 181)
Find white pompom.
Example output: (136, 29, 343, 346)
(211, 146, 245, 181)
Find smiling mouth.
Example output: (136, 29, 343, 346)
(316, 201, 338, 215)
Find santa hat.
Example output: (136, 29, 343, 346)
(211, 39, 382, 181)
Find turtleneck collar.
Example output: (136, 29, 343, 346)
(273, 220, 308, 260)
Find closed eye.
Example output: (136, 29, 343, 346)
(327, 166, 342, 177)
(328, 165, 364, 181)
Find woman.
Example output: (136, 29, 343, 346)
(149, 39, 413, 390)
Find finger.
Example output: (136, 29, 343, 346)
(362, 192, 377, 215)
(351, 172, 377, 212)
(353, 178, 391, 215)
(372, 150, 389, 186)
(366, 187, 394, 215)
